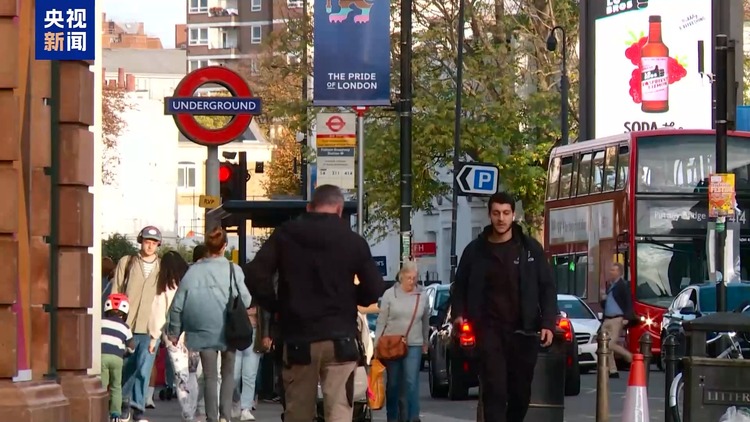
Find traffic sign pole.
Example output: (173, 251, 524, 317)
(205, 146, 220, 230)
(354, 106, 368, 234)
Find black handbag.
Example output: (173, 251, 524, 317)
(225, 263, 253, 351)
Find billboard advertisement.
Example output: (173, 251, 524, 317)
(313, 0, 391, 106)
(590, 0, 712, 138)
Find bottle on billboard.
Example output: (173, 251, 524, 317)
(640, 15, 669, 113)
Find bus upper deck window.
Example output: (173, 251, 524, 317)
(559, 156, 574, 199)
(577, 153, 593, 195)
(592, 150, 605, 193)
(547, 157, 561, 200)
(603, 146, 617, 192)
(616, 145, 629, 190)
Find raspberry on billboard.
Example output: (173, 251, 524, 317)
(591, 0, 712, 138)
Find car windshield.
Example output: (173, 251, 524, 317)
(558, 299, 595, 319)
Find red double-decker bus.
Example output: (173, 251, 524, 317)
(544, 129, 750, 361)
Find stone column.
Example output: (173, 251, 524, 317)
(0, 0, 72, 420)
(55, 61, 108, 421)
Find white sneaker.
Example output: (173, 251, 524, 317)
(231, 401, 241, 418)
(239, 409, 256, 421)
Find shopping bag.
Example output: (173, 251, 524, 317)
(720, 406, 750, 422)
(368, 358, 386, 410)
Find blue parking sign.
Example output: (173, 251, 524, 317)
(35, 0, 95, 61)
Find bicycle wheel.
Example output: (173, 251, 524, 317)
(669, 372, 685, 422)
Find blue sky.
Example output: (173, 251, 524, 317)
(103, 0, 185, 48)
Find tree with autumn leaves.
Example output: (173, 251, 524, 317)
(229, 0, 579, 235)
(101, 85, 131, 185)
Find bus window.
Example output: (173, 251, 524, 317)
(603, 145, 618, 192)
(559, 156, 574, 199)
(616, 145, 629, 190)
(570, 155, 580, 196)
(552, 253, 587, 297)
(591, 150, 605, 193)
(577, 153, 593, 195)
(547, 157, 561, 200)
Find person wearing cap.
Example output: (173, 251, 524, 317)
(112, 225, 163, 422)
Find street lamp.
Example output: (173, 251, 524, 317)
(547, 25, 569, 145)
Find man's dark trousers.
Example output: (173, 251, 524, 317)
(477, 325, 539, 422)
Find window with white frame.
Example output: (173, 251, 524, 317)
(287, 0, 303, 8)
(189, 28, 208, 46)
(251, 0, 262, 12)
(188, 60, 209, 72)
(177, 162, 197, 189)
(189, 0, 208, 13)
(251, 25, 262, 44)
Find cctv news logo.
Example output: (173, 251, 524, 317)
(606, 0, 649, 16)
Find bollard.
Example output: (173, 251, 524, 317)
(639, 332, 652, 388)
(663, 335, 678, 422)
(596, 330, 610, 422)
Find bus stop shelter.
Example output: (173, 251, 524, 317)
(206, 199, 358, 261)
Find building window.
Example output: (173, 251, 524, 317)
(287, 0, 303, 8)
(251, 26, 262, 44)
(286, 53, 300, 64)
(189, 28, 208, 46)
(189, 0, 208, 13)
(251, 0, 262, 11)
(178, 162, 197, 189)
(188, 60, 209, 72)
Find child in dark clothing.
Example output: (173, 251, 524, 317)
(102, 293, 135, 422)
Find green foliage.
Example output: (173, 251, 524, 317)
(102, 233, 138, 263)
(158, 243, 195, 263)
(241, 0, 580, 236)
(194, 91, 232, 129)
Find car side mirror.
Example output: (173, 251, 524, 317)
(680, 304, 696, 315)
(429, 316, 440, 326)
(597, 312, 603, 320)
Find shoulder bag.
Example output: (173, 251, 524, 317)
(224, 263, 254, 351)
(376, 292, 420, 360)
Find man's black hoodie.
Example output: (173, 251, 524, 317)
(450, 222, 558, 333)
(243, 212, 385, 343)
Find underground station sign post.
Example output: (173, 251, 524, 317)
(164, 66, 262, 146)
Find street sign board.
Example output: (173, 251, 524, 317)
(315, 113, 356, 189)
(373, 256, 387, 277)
(198, 194, 221, 209)
(412, 242, 437, 257)
(456, 162, 499, 196)
(164, 66, 262, 147)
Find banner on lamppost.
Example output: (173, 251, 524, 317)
(313, 0, 391, 106)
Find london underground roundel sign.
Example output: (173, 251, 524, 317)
(164, 66, 262, 146)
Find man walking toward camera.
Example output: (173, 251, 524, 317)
(450, 192, 557, 422)
(112, 226, 162, 422)
(244, 184, 385, 422)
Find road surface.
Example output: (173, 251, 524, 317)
(145, 368, 666, 421)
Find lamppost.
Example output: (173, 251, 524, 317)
(547, 25, 569, 145)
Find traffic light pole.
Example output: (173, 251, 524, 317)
(715, 34, 729, 313)
(206, 146, 220, 231)
(238, 151, 248, 265)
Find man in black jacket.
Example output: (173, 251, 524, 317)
(450, 192, 558, 422)
(244, 184, 385, 422)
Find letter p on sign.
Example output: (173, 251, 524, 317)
(474, 170, 494, 190)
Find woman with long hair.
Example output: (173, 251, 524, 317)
(374, 261, 430, 422)
(167, 227, 252, 422)
(146, 251, 196, 418)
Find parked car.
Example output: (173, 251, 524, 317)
(659, 282, 750, 370)
(557, 294, 602, 373)
(428, 305, 581, 400)
(422, 283, 451, 369)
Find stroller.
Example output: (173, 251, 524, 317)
(315, 313, 374, 422)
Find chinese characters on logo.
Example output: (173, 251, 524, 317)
(43, 8, 87, 53)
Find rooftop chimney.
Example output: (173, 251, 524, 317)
(117, 68, 125, 88)
(125, 74, 135, 92)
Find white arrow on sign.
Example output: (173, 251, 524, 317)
(456, 163, 499, 196)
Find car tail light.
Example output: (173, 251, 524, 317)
(557, 317, 573, 343)
(459, 321, 475, 347)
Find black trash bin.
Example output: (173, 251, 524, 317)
(525, 334, 566, 422)
(681, 312, 750, 422)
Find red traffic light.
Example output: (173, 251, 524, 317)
(219, 164, 233, 183)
